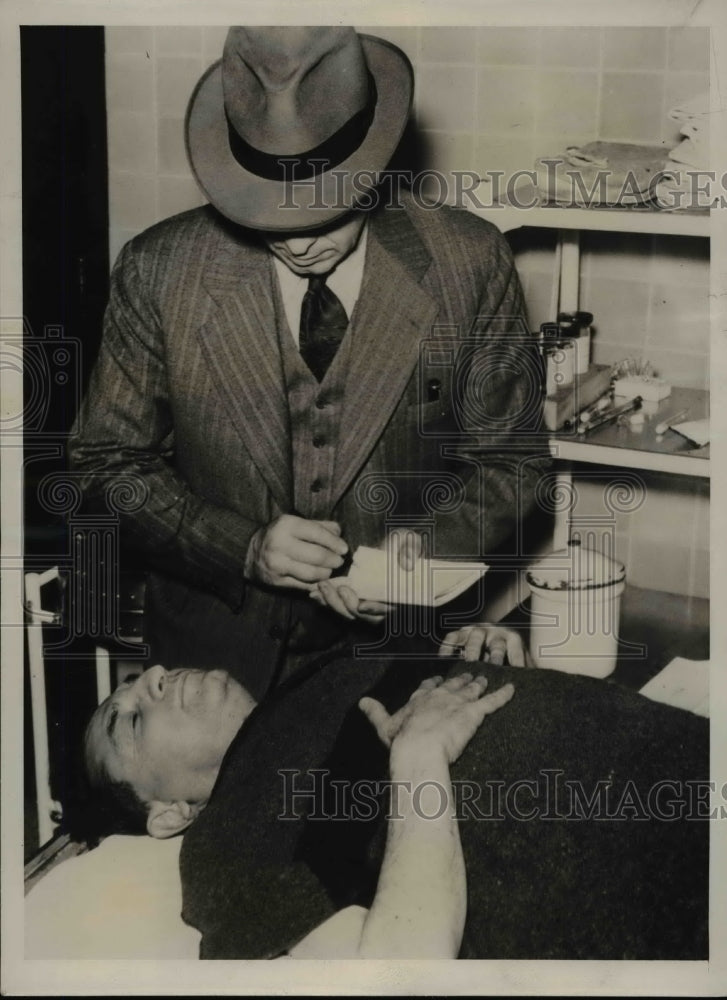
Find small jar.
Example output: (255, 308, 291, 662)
(571, 327, 591, 375)
(545, 341, 574, 393)
(558, 311, 593, 376)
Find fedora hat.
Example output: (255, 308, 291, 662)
(185, 27, 413, 231)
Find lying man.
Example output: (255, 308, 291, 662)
(84, 628, 709, 961)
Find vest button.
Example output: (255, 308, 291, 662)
(310, 479, 323, 493)
(269, 625, 284, 640)
(315, 397, 328, 409)
(312, 434, 326, 448)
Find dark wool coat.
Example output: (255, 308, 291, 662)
(180, 656, 709, 960)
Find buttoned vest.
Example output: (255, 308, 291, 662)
(270, 274, 356, 661)
(273, 274, 353, 520)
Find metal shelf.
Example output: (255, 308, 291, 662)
(466, 181, 711, 237)
(549, 388, 710, 479)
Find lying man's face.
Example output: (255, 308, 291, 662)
(263, 211, 365, 276)
(85, 666, 255, 817)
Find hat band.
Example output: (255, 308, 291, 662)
(225, 72, 378, 182)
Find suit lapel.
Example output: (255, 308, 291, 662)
(333, 208, 438, 506)
(197, 230, 293, 509)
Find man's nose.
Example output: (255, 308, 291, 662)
(140, 664, 167, 702)
(283, 236, 318, 256)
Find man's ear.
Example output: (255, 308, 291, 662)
(146, 799, 205, 839)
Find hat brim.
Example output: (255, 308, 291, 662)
(185, 35, 413, 232)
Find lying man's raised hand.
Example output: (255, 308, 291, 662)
(438, 624, 533, 667)
(245, 514, 348, 590)
(359, 672, 515, 763)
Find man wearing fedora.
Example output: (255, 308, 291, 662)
(70, 27, 549, 700)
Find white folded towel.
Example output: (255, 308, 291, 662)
(667, 92, 710, 170)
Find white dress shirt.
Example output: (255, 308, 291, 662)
(272, 224, 368, 346)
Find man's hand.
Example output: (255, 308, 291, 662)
(245, 514, 348, 590)
(359, 673, 514, 764)
(438, 624, 533, 667)
(309, 580, 393, 623)
(309, 528, 424, 623)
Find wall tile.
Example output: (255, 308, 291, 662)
(582, 277, 651, 345)
(107, 111, 156, 174)
(589, 339, 635, 370)
(667, 28, 709, 71)
(581, 232, 655, 281)
(156, 175, 206, 222)
(106, 27, 154, 55)
(599, 72, 665, 143)
(629, 476, 697, 539)
(663, 73, 710, 115)
(202, 27, 228, 61)
(638, 347, 708, 390)
(416, 64, 476, 132)
(628, 536, 694, 594)
(156, 56, 204, 116)
(357, 26, 419, 60)
(614, 530, 632, 570)
(535, 71, 599, 138)
(108, 170, 157, 230)
(420, 26, 476, 63)
(154, 26, 202, 56)
(420, 130, 473, 175)
(473, 133, 534, 183)
(519, 270, 557, 330)
(477, 67, 537, 134)
(651, 236, 710, 287)
(538, 27, 600, 68)
(602, 27, 666, 71)
(477, 26, 540, 65)
(158, 117, 189, 175)
(106, 53, 153, 113)
(647, 283, 710, 352)
(569, 475, 636, 535)
(417, 132, 475, 204)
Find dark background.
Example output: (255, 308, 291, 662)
(21, 26, 110, 858)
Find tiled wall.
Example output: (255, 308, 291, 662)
(104, 25, 710, 598)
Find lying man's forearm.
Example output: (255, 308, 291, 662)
(287, 674, 513, 960)
(357, 741, 465, 958)
(287, 744, 464, 960)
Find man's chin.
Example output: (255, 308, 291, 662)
(210, 670, 256, 717)
(285, 258, 336, 276)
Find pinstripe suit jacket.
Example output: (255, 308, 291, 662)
(70, 193, 550, 698)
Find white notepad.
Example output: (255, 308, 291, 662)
(672, 418, 709, 447)
(330, 545, 488, 606)
(639, 657, 709, 717)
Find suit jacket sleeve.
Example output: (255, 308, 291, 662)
(69, 241, 260, 609)
(432, 228, 551, 558)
